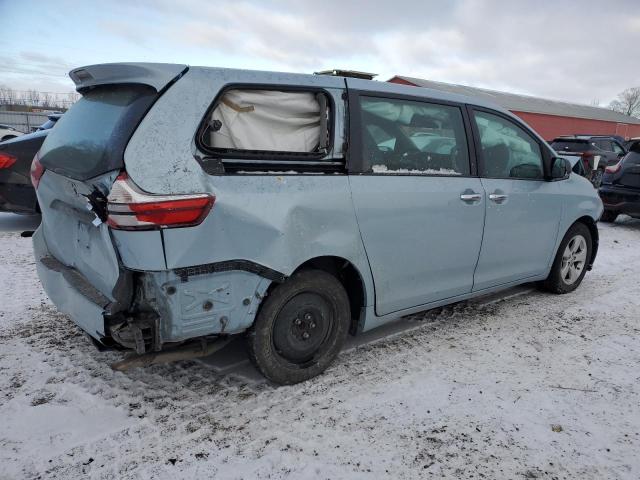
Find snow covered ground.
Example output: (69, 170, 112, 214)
(1, 212, 639, 479)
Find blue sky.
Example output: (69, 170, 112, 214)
(2, 0, 639, 106)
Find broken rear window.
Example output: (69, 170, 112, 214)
(200, 89, 330, 157)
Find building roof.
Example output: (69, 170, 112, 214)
(390, 76, 640, 125)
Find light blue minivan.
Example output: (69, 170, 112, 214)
(32, 63, 603, 384)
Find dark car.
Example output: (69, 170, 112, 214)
(0, 114, 62, 214)
(550, 135, 627, 187)
(36, 113, 63, 131)
(599, 140, 640, 222)
(625, 137, 640, 150)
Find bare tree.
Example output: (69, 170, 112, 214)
(42, 93, 53, 109)
(609, 87, 640, 118)
(0, 86, 16, 106)
(26, 89, 41, 107)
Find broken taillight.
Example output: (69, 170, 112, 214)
(0, 152, 17, 169)
(107, 173, 215, 230)
(30, 153, 45, 189)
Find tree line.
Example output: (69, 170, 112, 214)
(0, 86, 80, 111)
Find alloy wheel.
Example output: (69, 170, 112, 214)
(560, 234, 587, 285)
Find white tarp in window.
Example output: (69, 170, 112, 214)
(208, 90, 322, 152)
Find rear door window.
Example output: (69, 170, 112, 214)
(357, 96, 470, 175)
(200, 89, 330, 156)
(39, 85, 156, 180)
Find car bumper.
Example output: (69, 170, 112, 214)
(34, 225, 273, 350)
(33, 227, 110, 340)
(0, 171, 38, 214)
(599, 185, 640, 217)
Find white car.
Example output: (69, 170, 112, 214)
(0, 124, 24, 142)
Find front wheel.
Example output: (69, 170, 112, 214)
(542, 223, 592, 294)
(246, 269, 350, 385)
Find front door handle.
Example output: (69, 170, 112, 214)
(489, 193, 508, 203)
(460, 193, 482, 203)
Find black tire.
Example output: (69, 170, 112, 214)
(542, 223, 592, 294)
(600, 210, 618, 223)
(246, 269, 350, 385)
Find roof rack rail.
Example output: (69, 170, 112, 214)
(314, 69, 377, 80)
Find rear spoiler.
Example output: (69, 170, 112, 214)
(69, 63, 188, 94)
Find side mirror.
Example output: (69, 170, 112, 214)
(550, 156, 571, 180)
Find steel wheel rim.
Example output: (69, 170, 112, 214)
(560, 234, 587, 285)
(272, 292, 335, 365)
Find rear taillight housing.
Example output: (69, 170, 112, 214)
(30, 153, 45, 189)
(0, 152, 17, 169)
(605, 161, 622, 174)
(107, 173, 215, 230)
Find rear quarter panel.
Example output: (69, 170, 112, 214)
(123, 67, 374, 310)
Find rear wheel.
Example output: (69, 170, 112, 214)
(600, 210, 618, 223)
(246, 269, 350, 385)
(542, 223, 592, 294)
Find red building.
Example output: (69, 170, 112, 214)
(388, 76, 640, 141)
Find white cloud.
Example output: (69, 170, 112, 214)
(3, 0, 639, 104)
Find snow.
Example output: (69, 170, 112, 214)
(371, 164, 461, 175)
(1, 212, 640, 479)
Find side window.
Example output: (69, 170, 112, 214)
(358, 96, 470, 175)
(612, 142, 625, 155)
(594, 140, 613, 152)
(473, 110, 543, 179)
(201, 89, 330, 155)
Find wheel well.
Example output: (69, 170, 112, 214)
(574, 216, 599, 269)
(292, 256, 366, 335)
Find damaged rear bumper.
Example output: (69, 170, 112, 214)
(33, 227, 115, 341)
(33, 227, 275, 353)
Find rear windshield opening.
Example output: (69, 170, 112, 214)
(551, 140, 591, 153)
(199, 89, 331, 158)
(38, 84, 156, 180)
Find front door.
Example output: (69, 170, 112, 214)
(470, 108, 562, 291)
(348, 92, 485, 316)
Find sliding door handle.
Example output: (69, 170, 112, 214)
(489, 193, 508, 203)
(460, 193, 482, 203)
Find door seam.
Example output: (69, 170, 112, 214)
(471, 178, 488, 291)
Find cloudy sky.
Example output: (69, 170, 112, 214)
(2, 0, 639, 106)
